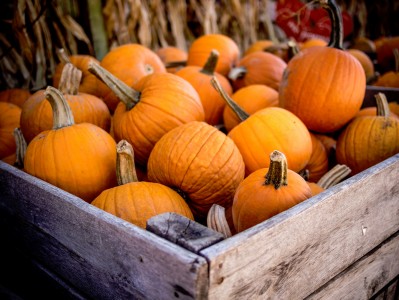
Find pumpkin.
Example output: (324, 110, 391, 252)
(175, 49, 232, 125)
(350, 37, 376, 54)
(336, 93, 399, 175)
(279, 0, 366, 133)
(374, 48, 399, 88)
(155, 46, 187, 73)
(223, 84, 278, 132)
(355, 106, 399, 119)
(304, 133, 329, 182)
(186, 34, 240, 76)
(375, 36, 399, 74)
(244, 40, 275, 56)
(88, 62, 204, 167)
(91, 140, 193, 229)
(212, 76, 312, 175)
(1, 128, 26, 169)
(299, 38, 328, 50)
(98, 44, 166, 113)
(347, 49, 375, 80)
(232, 150, 312, 232)
(147, 121, 245, 221)
(0, 88, 31, 108)
(389, 101, 399, 116)
(228, 51, 287, 91)
(307, 164, 351, 196)
(20, 63, 111, 143)
(24, 86, 117, 203)
(0, 102, 21, 159)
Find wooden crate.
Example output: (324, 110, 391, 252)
(1, 87, 399, 299)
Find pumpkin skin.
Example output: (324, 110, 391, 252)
(347, 49, 375, 79)
(223, 84, 278, 132)
(155, 46, 188, 73)
(98, 44, 167, 113)
(279, 1, 366, 133)
(0, 88, 31, 108)
(187, 34, 240, 76)
(232, 150, 311, 232)
(24, 87, 117, 203)
(244, 40, 274, 56)
(305, 133, 329, 182)
(0, 102, 21, 159)
(147, 121, 245, 221)
(229, 51, 287, 91)
(299, 38, 328, 50)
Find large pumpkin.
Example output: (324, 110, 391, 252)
(147, 121, 245, 221)
(0, 102, 21, 159)
(24, 86, 117, 203)
(279, 0, 366, 133)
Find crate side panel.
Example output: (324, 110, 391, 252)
(0, 162, 209, 300)
(201, 154, 399, 300)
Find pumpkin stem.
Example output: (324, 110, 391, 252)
(44, 86, 75, 129)
(116, 140, 139, 185)
(264, 150, 288, 190)
(317, 164, 351, 189)
(13, 128, 27, 169)
(287, 39, 300, 59)
(318, 0, 343, 50)
(201, 50, 219, 76)
(56, 48, 71, 64)
(58, 63, 82, 95)
(88, 61, 140, 110)
(165, 60, 187, 69)
(228, 66, 247, 81)
(210, 76, 249, 121)
(375, 93, 391, 119)
(207, 204, 232, 238)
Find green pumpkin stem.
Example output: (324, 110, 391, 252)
(88, 61, 140, 110)
(375, 93, 391, 119)
(201, 50, 219, 75)
(211, 76, 249, 121)
(13, 128, 27, 169)
(116, 140, 138, 185)
(317, 164, 351, 189)
(44, 86, 75, 129)
(264, 150, 288, 190)
(58, 63, 82, 95)
(318, 0, 343, 50)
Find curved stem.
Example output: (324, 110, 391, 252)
(56, 48, 71, 64)
(228, 66, 247, 81)
(116, 140, 138, 185)
(13, 128, 27, 169)
(210, 76, 249, 122)
(44, 86, 75, 129)
(317, 164, 351, 189)
(318, 0, 343, 50)
(264, 150, 288, 190)
(200, 49, 219, 76)
(207, 204, 232, 238)
(58, 63, 82, 95)
(88, 61, 141, 110)
(375, 92, 390, 119)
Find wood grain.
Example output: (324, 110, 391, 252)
(0, 162, 209, 300)
(201, 154, 399, 300)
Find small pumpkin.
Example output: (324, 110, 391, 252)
(0, 88, 31, 108)
(0, 102, 21, 159)
(336, 93, 399, 175)
(244, 40, 275, 56)
(91, 140, 194, 229)
(375, 36, 399, 74)
(347, 49, 375, 80)
(155, 46, 187, 73)
(299, 38, 328, 50)
(307, 164, 351, 196)
(304, 133, 329, 182)
(147, 121, 245, 221)
(24, 86, 117, 203)
(232, 150, 312, 233)
(374, 48, 399, 88)
(1, 128, 26, 169)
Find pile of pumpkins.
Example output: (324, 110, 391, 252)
(1, 0, 399, 235)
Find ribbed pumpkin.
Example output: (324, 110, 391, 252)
(336, 93, 399, 175)
(279, 0, 366, 133)
(223, 84, 278, 132)
(91, 140, 194, 229)
(1, 128, 26, 169)
(98, 44, 166, 113)
(175, 50, 232, 125)
(20, 63, 111, 143)
(304, 133, 329, 182)
(347, 49, 375, 80)
(155, 46, 187, 74)
(187, 34, 240, 76)
(0, 102, 21, 159)
(228, 51, 287, 91)
(147, 121, 245, 221)
(232, 150, 312, 232)
(89, 62, 204, 167)
(24, 87, 117, 203)
(0, 88, 31, 108)
(212, 76, 312, 175)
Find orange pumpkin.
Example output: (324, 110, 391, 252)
(175, 50, 232, 125)
(155, 46, 187, 73)
(232, 150, 312, 232)
(187, 34, 240, 76)
(305, 133, 329, 182)
(147, 121, 245, 221)
(375, 36, 399, 74)
(89, 62, 205, 167)
(20, 63, 111, 143)
(299, 38, 328, 50)
(244, 40, 275, 56)
(279, 0, 366, 133)
(389, 101, 399, 115)
(0, 102, 21, 159)
(228, 51, 287, 91)
(91, 140, 193, 229)
(0, 88, 31, 108)
(1, 128, 26, 169)
(374, 48, 399, 88)
(347, 49, 375, 80)
(24, 86, 117, 203)
(336, 93, 399, 175)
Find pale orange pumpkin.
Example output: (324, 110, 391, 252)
(155, 46, 188, 73)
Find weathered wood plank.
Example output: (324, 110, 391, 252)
(307, 231, 399, 300)
(201, 154, 399, 300)
(0, 162, 209, 300)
